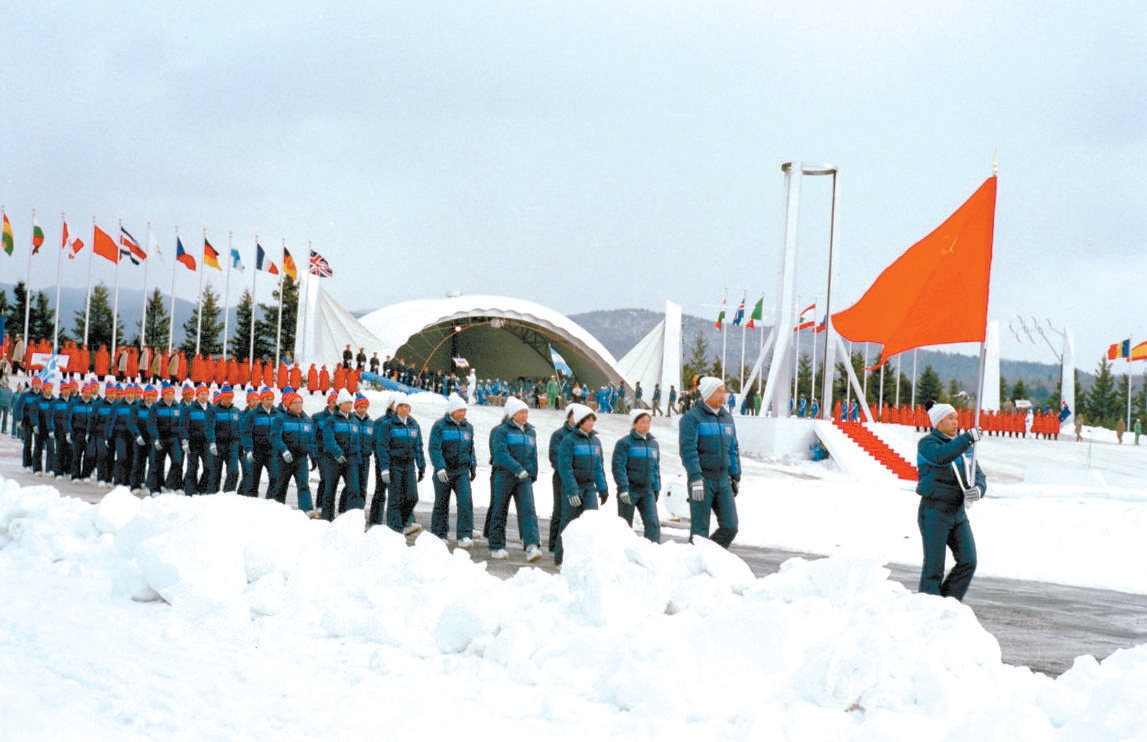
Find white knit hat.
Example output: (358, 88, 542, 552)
(630, 408, 651, 425)
(698, 376, 725, 405)
(446, 393, 467, 414)
(928, 403, 957, 428)
(336, 389, 354, 405)
(504, 396, 528, 418)
(569, 403, 595, 427)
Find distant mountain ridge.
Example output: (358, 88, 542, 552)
(568, 307, 1077, 397)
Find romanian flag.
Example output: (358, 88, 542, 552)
(31, 222, 45, 254)
(176, 237, 197, 271)
(747, 296, 764, 330)
(203, 239, 222, 270)
(1130, 341, 1147, 362)
(1107, 338, 1131, 361)
(256, 243, 279, 274)
(2, 213, 13, 255)
(282, 247, 298, 280)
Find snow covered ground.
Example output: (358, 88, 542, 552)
(3, 390, 1147, 740)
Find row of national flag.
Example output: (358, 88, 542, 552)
(1106, 338, 1147, 362)
(715, 296, 765, 331)
(0, 211, 335, 279)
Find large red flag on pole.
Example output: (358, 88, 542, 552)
(92, 225, 120, 263)
(832, 176, 997, 367)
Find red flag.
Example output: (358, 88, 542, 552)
(93, 225, 120, 263)
(832, 176, 996, 366)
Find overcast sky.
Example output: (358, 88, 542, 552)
(1, 1, 1143, 370)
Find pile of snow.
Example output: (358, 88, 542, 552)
(2, 478, 1146, 739)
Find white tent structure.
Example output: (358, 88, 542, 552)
(357, 295, 631, 389)
(617, 300, 682, 405)
(294, 278, 386, 369)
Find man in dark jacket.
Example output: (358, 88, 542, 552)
(428, 393, 477, 546)
(269, 389, 317, 513)
(180, 384, 217, 495)
(148, 384, 185, 493)
(612, 408, 662, 543)
(678, 377, 741, 548)
(546, 405, 576, 551)
(377, 394, 425, 534)
(915, 402, 985, 602)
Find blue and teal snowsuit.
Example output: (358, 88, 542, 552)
(915, 428, 985, 601)
(555, 426, 608, 564)
(612, 429, 662, 543)
(376, 413, 425, 531)
(488, 418, 541, 552)
(269, 408, 316, 510)
(678, 401, 741, 548)
(428, 413, 476, 540)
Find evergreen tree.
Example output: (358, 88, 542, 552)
(230, 289, 256, 361)
(795, 354, 812, 406)
(1133, 377, 1147, 424)
(0, 289, 9, 327)
(895, 371, 914, 407)
(72, 283, 123, 351)
(6, 282, 27, 339)
(999, 374, 1008, 402)
(179, 285, 225, 356)
(31, 292, 55, 344)
(917, 365, 944, 407)
(682, 329, 712, 388)
(1083, 357, 1119, 428)
(1011, 379, 1028, 402)
(254, 276, 298, 364)
(947, 378, 963, 407)
(135, 288, 172, 351)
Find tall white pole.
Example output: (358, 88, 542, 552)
(274, 239, 285, 369)
(53, 212, 66, 352)
(23, 208, 35, 345)
(140, 221, 151, 349)
(168, 227, 178, 354)
(194, 230, 206, 357)
(249, 237, 259, 365)
(84, 217, 96, 345)
(911, 348, 918, 408)
(111, 219, 123, 358)
(222, 231, 233, 359)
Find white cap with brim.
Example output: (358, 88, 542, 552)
(446, 393, 467, 414)
(336, 389, 355, 405)
(569, 403, 595, 427)
(698, 376, 724, 405)
(928, 403, 957, 428)
(504, 396, 528, 418)
(630, 408, 651, 425)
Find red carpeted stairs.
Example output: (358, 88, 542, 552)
(832, 421, 917, 481)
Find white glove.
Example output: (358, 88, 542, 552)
(380, 469, 390, 484)
(689, 479, 705, 502)
(181, 441, 189, 453)
(435, 469, 449, 483)
(245, 451, 255, 463)
(967, 427, 983, 443)
(963, 485, 982, 504)
(136, 436, 145, 447)
(618, 491, 631, 505)
(209, 443, 218, 456)
(568, 493, 582, 508)
(153, 439, 163, 450)
(282, 450, 294, 463)
(517, 470, 529, 481)
(337, 455, 347, 465)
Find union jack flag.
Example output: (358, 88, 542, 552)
(308, 249, 333, 278)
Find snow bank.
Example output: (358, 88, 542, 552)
(1, 477, 1146, 740)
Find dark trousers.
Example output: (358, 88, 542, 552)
(22, 422, 35, 467)
(385, 464, 418, 532)
(183, 439, 214, 495)
(488, 471, 540, 551)
(95, 434, 113, 483)
(53, 433, 73, 477)
(917, 501, 977, 602)
(617, 487, 660, 543)
(431, 470, 473, 540)
(548, 471, 563, 551)
(243, 446, 274, 497)
(72, 432, 95, 480)
(32, 427, 53, 473)
(208, 439, 240, 493)
(689, 474, 738, 548)
(112, 432, 134, 485)
(130, 439, 150, 489)
(320, 454, 359, 521)
(150, 438, 184, 493)
(555, 483, 598, 564)
(269, 453, 312, 511)
(367, 461, 387, 526)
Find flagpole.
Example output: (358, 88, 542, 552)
(140, 221, 150, 350)
(23, 208, 35, 345)
(168, 226, 178, 354)
(195, 229, 206, 357)
(275, 239, 285, 370)
(739, 293, 746, 394)
(298, 240, 311, 366)
(222, 231, 233, 360)
(792, 295, 800, 404)
(249, 236, 258, 367)
(111, 219, 123, 358)
(84, 217, 96, 346)
(53, 212, 65, 353)
(895, 354, 902, 407)
(810, 299, 817, 408)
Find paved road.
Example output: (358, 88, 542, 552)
(3, 436, 1145, 676)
